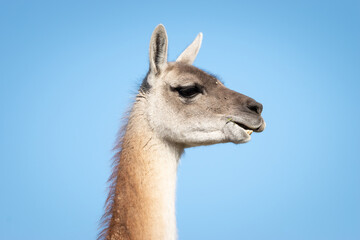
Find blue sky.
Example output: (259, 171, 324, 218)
(1, 1, 359, 239)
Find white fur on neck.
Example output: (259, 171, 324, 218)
(148, 140, 180, 240)
(126, 99, 182, 240)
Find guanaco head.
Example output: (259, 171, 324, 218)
(140, 24, 265, 147)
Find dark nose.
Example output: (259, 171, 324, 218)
(247, 100, 263, 114)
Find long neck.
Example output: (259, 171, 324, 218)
(103, 101, 182, 240)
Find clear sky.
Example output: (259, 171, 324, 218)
(1, 1, 359, 239)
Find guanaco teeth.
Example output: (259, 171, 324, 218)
(246, 130, 253, 135)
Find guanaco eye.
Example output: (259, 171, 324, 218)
(176, 86, 202, 98)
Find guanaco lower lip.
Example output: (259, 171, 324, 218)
(233, 122, 253, 135)
(226, 119, 254, 135)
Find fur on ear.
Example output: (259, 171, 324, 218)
(149, 24, 168, 74)
(176, 32, 203, 65)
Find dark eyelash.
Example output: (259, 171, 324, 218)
(174, 85, 202, 98)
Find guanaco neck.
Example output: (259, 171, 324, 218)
(103, 99, 183, 240)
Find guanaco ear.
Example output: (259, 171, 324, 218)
(176, 33, 203, 65)
(149, 24, 168, 74)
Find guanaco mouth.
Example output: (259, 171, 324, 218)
(227, 118, 254, 135)
(234, 122, 253, 135)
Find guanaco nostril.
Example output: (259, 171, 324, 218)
(247, 101, 263, 114)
